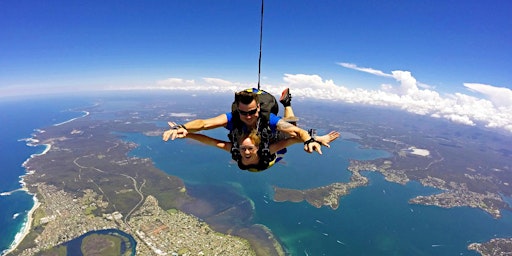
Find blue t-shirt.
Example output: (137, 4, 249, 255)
(224, 112, 281, 133)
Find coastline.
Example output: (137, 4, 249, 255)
(2, 142, 52, 255)
(2, 109, 89, 255)
(53, 110, 89, 126)
(2, 195, 40, 256)
(3, 151, 43, 255)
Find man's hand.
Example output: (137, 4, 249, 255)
(304, 140, 322, 154)
(162, 122, 188, 141)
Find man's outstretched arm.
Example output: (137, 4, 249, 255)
(275, 119, 323, 154)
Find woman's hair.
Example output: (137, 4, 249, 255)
(239, 129, 260, 146)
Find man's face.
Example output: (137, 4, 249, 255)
(237, 100, 259, 127)
(240, 137, 259, 165)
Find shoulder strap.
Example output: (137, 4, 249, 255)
(258, 124, 275, 167)
(228, 128, 242, 161)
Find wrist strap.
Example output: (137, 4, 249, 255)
(171, 124, 187, 130)
(304, 137, 318, 146)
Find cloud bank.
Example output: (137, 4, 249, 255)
(145, 63, 512, 134)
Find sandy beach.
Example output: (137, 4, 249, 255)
(53, 110, 89, 126)
(2, 195, 40, 256)
(1, 136, 50, 255)
(1, 110, 86, 255)
(1, 109, 88, 255)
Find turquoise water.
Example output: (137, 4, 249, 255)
(126, 128, 512, 255)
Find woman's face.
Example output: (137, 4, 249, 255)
(240, 137, 259, 165)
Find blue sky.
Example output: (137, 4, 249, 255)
(1, 0, 511, 133)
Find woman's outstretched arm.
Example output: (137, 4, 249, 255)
(167, 121, 232, 152)
(184, 133, 232, 153)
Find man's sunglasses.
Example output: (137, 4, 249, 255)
(238, 109, 258, 116)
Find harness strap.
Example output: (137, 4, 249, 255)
(229, 128, 242, 161)
(258, 126, 273, 166)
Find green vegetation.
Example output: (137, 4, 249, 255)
(166, 208, 178, 214)
(11, 225, 44, 254)
(32, 207, 46, 227)
(84, 205, 97, 215)
(81, 233, 121, 256)
(35, 245, 67, 256)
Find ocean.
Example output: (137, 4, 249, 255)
(1, 94, 512, 255)
(0, 96, 91, 255)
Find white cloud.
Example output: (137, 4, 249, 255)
(142, 63, 512, 134)
(281, 73, 337, 89)
(391, 70, 419, 95)
(156, 78, 196, 88)
(463, 83, 512, 107)
(170, 113, 196, 117)
(443, 114, 475, 126)
(335, 64, 512, 133)
(202, 77, 233, 87)
(338, 62, 393, 78)
(157, 78, 195, 86)
(154, 77, 246, 92)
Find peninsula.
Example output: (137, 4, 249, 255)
(273, 104, 512, 220)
